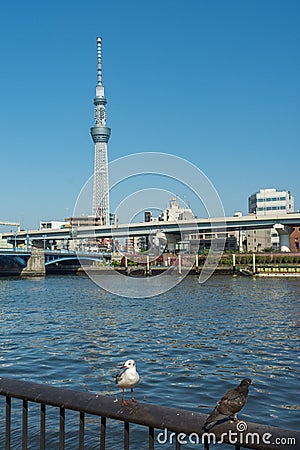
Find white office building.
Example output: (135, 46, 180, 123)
(247, 188, 294, 251)
(248, 188, 294, 216)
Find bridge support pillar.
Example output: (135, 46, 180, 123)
(21, 248, 46, 277)
(273, 224, 293, 252)
(166, 233, 180, 253)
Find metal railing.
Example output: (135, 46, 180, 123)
(0, 377, 298, 449)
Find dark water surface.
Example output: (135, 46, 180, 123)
(0, 275, 299, 448)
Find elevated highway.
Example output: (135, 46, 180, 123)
(2, 212, 300, 241)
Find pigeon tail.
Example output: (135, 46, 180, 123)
(203, 407, 227, 430)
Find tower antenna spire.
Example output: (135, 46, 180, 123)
(97, 36, 102, 85)
(91, 37, 111, 224)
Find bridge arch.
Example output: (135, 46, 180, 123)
(44, 255, 105, 266)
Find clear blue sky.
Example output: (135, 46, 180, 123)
(0, 0, 299, 229)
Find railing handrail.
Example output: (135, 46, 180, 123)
(0, 377, 298, 450)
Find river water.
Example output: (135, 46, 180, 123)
(0, 274, 299, 448)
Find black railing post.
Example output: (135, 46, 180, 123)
(79, 411, 85, 450)
(40, 403, 46, 450)
(175, 432, 181, 450)
(203, 435, 209, 450)
(59, 407, 65, 450)
(100, 416, 106, 450)
(124, 421, 129, 450)
(5, 396, 11, 450)
(149, 426, 154, 450)
(22, 399, 28, 450)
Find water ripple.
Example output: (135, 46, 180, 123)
(0, 275, 299, 445)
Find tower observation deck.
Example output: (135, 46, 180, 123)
(90, 37, 111, 224)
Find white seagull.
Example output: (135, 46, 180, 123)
(115, 359, 140, 406)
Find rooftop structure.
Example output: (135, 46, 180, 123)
(145, 198, 195, 223)
(159, 197, 194, 222)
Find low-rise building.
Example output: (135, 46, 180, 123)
(246, 228, 272, 253)
(183, 231, 238, 253)
(290, 227, 300, 251)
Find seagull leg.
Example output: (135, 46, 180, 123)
(131, 388, 137, 403)
(122, 389, 128, 406)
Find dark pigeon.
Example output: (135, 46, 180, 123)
(203, 378, 252, 430)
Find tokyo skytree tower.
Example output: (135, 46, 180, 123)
(90, 37, 111, 224)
